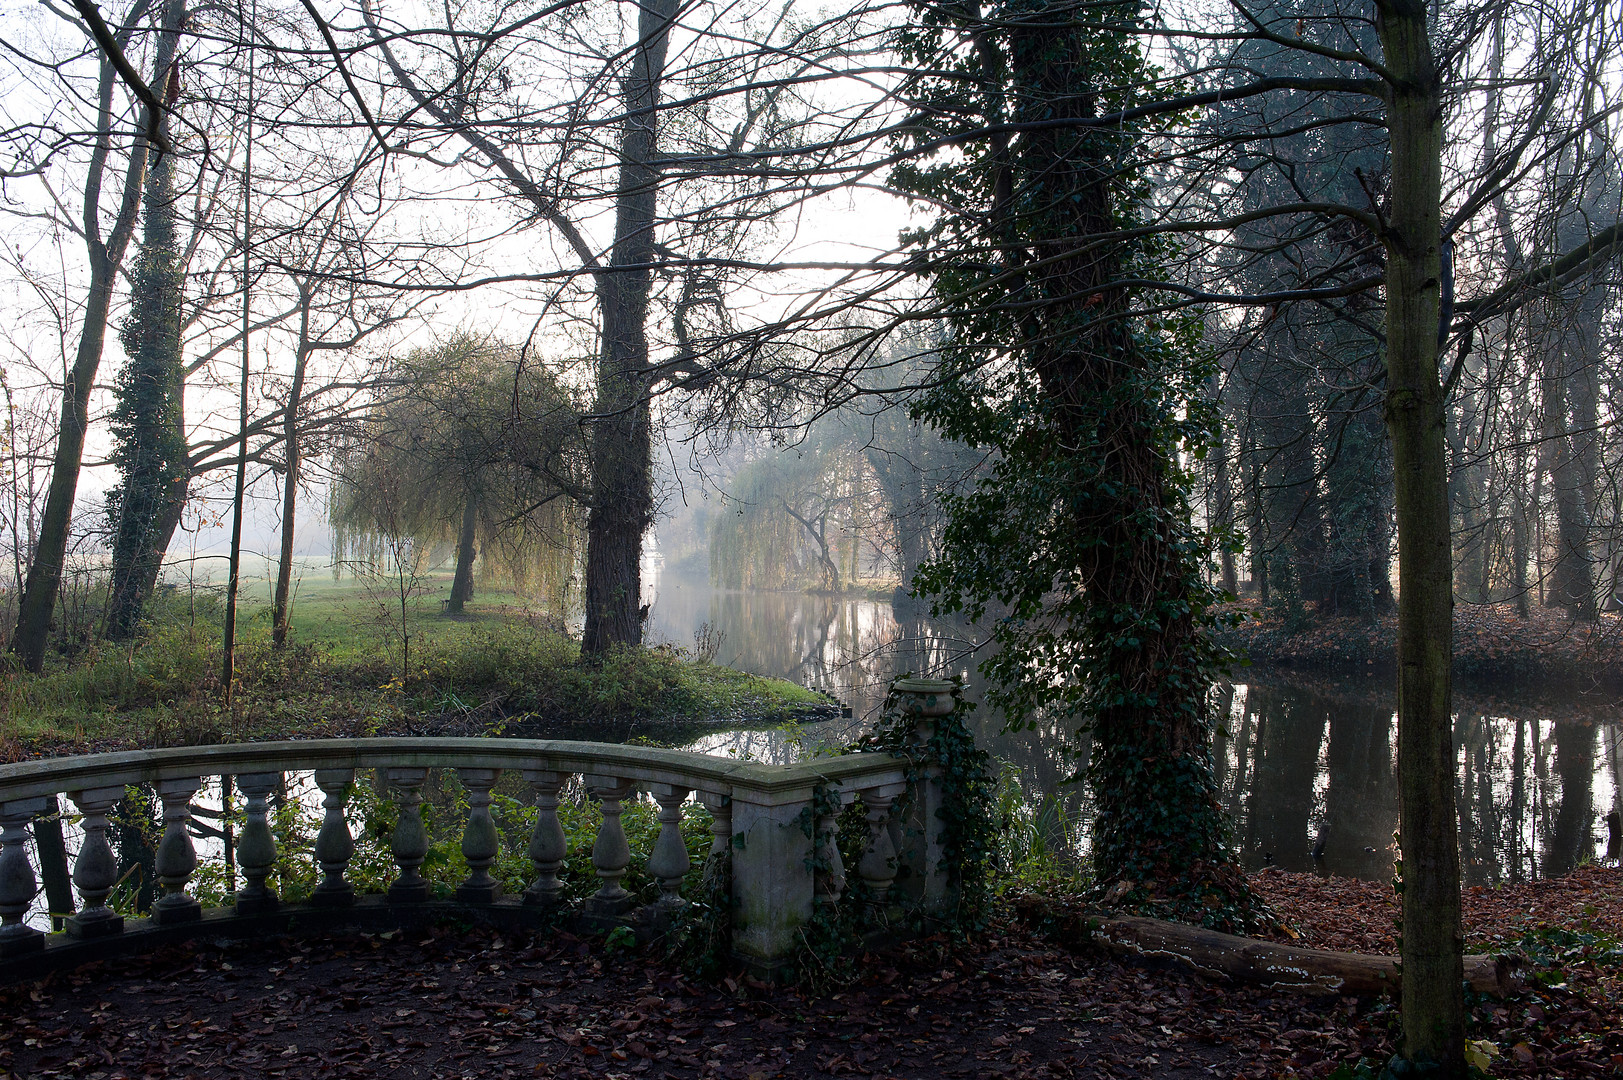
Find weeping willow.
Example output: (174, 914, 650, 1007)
(709, 422, 883, 593)
(710, 455, 818, 590)
(330, 336, 588, 615)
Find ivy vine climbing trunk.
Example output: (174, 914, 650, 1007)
(1375, 0, 1466, 1072)
(900, 0, 1257, 927)
(104, 41, 189, 642)
(579, 0, 678, 657)
(9, 0, 171, 670)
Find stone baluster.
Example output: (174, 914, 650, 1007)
(647, 784, 692, 905)
(586, 776, 637, 916)
(0, 798, 47, 957)
(455, 768, 502, 903)
(153, 778, 203, 925)
(65, 787, 126, 938)
(856, 789, 898, 909)
(814, 794, 847, 909)
(310, 769, 355, 907)
(234, 773, 281, 915)
(521, 770, 571, 906)
(699, 792, 732, 869)
(386, 767, 430, 903)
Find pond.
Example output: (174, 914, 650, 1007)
(645, 573, 1623, 884)
(18, 578, 1619, 931)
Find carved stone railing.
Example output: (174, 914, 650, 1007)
(0, 690, 961, 979)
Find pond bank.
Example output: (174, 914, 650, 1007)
(0, 619, 831, 764)
(1216, 601, 1623, 692)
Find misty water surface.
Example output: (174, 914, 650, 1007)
(646, 573, 1622, 883)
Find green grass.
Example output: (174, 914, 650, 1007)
(0, 575, 827, 755)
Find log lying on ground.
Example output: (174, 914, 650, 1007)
(1056, 914, 1515, 996)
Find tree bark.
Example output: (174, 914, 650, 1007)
(1376, 0, 1465, 1072)
(10, 0, 166, 671)
(579, 0, 677, 656)
(1074, 915, 1514, 997)
(104, 30, 189, 641)
(447, 488, 478, 614)
(271, 303, 314, 648)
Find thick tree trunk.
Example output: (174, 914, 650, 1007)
(105, 75, 188, 642)
(1540, 332, 1596, 617)
(1376, 0, 1465, 1072)
(995, 12, 1246, 915)
(579, 0, 677, 657)
(10, 12, 166, 669)
(447, 489, 478, 615)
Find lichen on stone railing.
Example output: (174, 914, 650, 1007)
(0, 683, 968, 980)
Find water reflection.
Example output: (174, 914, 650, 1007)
(648, 575, 1621, 882)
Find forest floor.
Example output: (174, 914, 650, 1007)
(1, 866, 1617, 1080)
(1216, 600, 1623, 691)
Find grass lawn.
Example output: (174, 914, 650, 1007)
(0, 573, 829, 759)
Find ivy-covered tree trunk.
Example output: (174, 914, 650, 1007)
(1376, 0, 1466, 1072)
(579, 0, 676, 657)
(104, 54, 189, 642)
(901, 0, 1256, 927)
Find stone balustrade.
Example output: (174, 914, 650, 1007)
(0, 695, 962, 979)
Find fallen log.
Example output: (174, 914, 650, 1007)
(1089, 916, 1515, 996)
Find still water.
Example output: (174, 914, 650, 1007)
(646, 575, 1622, 882)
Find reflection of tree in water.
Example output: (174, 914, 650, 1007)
(651, 578, 1615, 881)
(1545, 722, 1596, 877)
(1236, 684, 1326, 872)
(1319, 699, 1398, 881)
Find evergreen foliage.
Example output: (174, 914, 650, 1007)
(893, 0, 1261, 928)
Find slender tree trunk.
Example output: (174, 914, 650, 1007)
(271, 315, 313, 648)
(1214, 419, 1238, 596)
(447, 489, 478, 614)
(580, 0, 677, 657)
(223, 30, 256, 700)
(1376, 0, 1465, 1071)
(9, 3, 163, 670)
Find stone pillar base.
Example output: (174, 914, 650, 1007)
(0, 928, 44, 957)
(234, 893, 279, 917)
(387, 880, 430, 904)
(454, 882, 501, 905)
(66, 912, 125, 939)
(584, 893, 637, 921)
(153, 898, 202, 926)
(307, 887, 355, 909)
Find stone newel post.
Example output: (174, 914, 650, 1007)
(888, 677, 959, 915)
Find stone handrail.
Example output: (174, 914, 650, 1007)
(0, 724, 956, 978)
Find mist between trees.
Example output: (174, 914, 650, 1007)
(2, 0, 1622, 1073)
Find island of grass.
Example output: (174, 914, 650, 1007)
(0, 576, 833, 760)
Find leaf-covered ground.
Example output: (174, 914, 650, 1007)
(2, 867, 1619, 1079)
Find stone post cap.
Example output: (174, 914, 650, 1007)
(890, 677, 959, 717)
